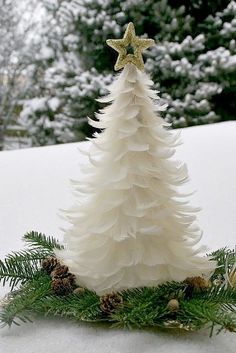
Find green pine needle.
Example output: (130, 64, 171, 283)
(0, 248, 52, 290)
(23, 231, 64, 251)
(0, 257, 39, 290)
(30, 290, 102, 322)
(0, 274, 52, 327)
(209, 247, 235, 279)
(178, 299, 236, 335)
(0, 232, 62, 290)
(201, 284, 236, 306)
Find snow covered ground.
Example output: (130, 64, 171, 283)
(0, 121, 236, 352)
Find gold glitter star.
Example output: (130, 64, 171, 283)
(106, 22, 155, 71)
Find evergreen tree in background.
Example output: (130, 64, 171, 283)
(20, 0, 114, 146)
(0, 0, 27, 150)
(20, 0, 236, 147)
(0, 0, 42, 150)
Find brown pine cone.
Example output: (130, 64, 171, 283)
(185, 276, 211, 291)
(167, 299, 180, 312)
(51, 264, 76, 288)
(67, 273, 76, 287)
(100, 292, 123, 314)
(73, 287, 85, 295)
(52, 277, 74, 296)
(184, 276, 211, 298)
(42, 257, 60, 274)
(50, 264, 69, 278)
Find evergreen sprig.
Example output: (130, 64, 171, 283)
(0, 233, 236, 336)
(209, 247, 235, 279)
(0, 250, 43, 290)
(178, 299, 236, 335)
(201, 284, 236, 309)
(0, 231, 62, 290)
(30, 290, 102, 322)
(0, 274, 52, 327)
(23, 231, 64, 251)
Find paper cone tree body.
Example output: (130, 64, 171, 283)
(57, 60, 215, 294)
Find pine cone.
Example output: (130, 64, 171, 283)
(52, 277, 74, 296)
(185, 276, 211, 291)
(184, 276, 211, 298)
(167, 299, 179, 312)
(42, 257, 60, 274)
(100, 292, 123, 314)
(50, 264, 69, 278)
(67, 273, 76, 287)
(73, 287, 85, 296)
(51, 264, 76, 287)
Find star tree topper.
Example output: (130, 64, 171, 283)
(106, 22, 155, 71)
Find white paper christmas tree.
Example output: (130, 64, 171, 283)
(57, 23, 216, 294)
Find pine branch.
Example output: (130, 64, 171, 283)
(5, 249, 50, 264)
(110, 300, 167, 329)
(208, 247, 235, 279)
(110, 284, 186, 329)
(0, 248, 49, 290)
(0, 274, 52, 327)
(0, 270, 101, 327)
(122, 282, 187, 304)
(201, 285, 236, 305)
(30, 290, 102, 322)
(178, 299, 236, 335)
(0, 259, 39, 290)
(23, 231, 64, 251)
(0, 232, 64, 290)
(152, 281, 187, 301)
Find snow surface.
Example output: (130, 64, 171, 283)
(0, 121, 236, 352)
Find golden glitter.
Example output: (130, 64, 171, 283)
(106, 22, 155, 71)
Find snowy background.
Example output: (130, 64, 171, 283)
(0, 0, 235, 150)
